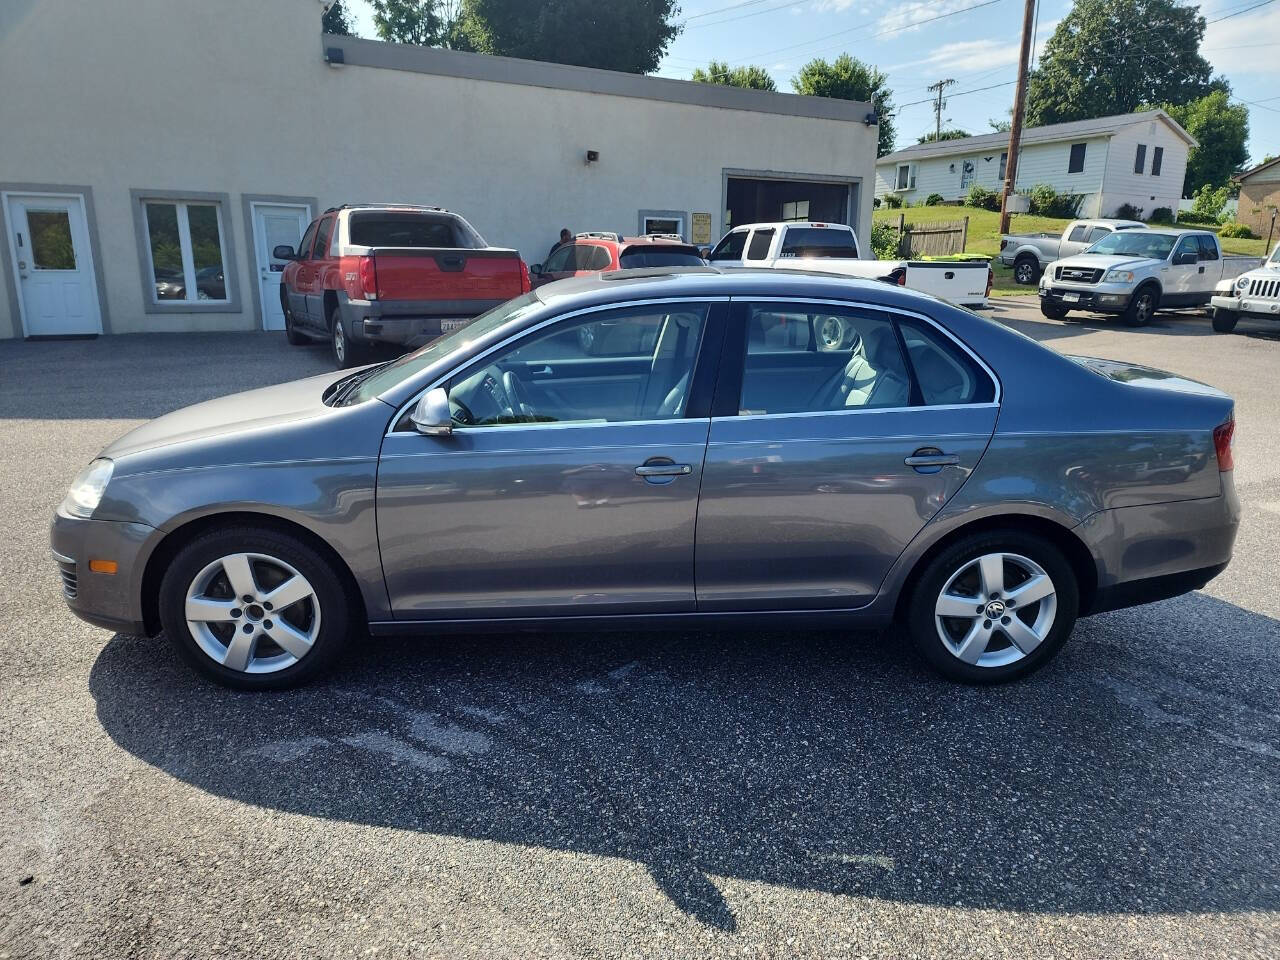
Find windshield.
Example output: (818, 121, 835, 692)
(1084, 231, 1176, 259)
(1270, 243, 1280, 265)
(343, 293, 545, 404)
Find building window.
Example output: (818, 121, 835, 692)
(1068, 143, 1086, 174)
(132, 190, 238, 313)
(1134, 144, 1147, 174)
(1152, 146, 1163, 177)
(895, 164, 914, 190)
(780, 200, 810, 221)
(998, 152, 1008, 181)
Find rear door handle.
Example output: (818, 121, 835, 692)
(635, 463, 693, 477)
(905, 447, 959, 473)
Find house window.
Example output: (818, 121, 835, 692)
(1134, 144, 1147, 174)
(1152, 146, 1163, 177)
(895, 164, 913, 190)
(998, 152, 1008, 181)
(133, 190, 238, 313)
(1068, 143, 1086, 174)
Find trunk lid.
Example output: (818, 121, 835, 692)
(371, 248, 525, 303)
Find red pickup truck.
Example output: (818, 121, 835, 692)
(276, 204, 530, 367)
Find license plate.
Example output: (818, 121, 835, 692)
(440, 319, 469, 334)
(1063, 292, 1080, 303)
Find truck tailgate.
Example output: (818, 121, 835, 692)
(371, 248, 524, 303)
(903, 261, 990, 306)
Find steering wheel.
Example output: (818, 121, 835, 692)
(501, 370, 537, 421)
(450, 395, 476, 426)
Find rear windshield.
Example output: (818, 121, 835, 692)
(618, 247, 705, 268)
(1084, 231, 1175, 259)
(778, 228, 858, 258)
(348, 211, 484, 249)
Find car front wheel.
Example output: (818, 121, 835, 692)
(1040, 301, 1069, 321)
(1212, 308, 1239, 333)
(906, 530, 1079, 683)
(158, 526, 352, 690)
(1123, 286, 1158, 327)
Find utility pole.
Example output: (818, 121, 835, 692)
(1000, 0, 1037, 234)
(927, 78, 955, 141)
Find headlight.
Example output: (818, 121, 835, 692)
(62, 458, 113, 518)
(1236, 275, 1250, 289)
(1104, 269, 1134, 283)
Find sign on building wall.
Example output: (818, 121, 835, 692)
(691, 212, 712, 246)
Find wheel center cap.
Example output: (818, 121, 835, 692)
(985, 599, 1006, 619)
(245, 603, 265, 622)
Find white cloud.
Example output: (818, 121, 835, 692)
(1204, 6, 1280, 77)
(885, 22, 1054, 75)
(876, 0, 981, 35)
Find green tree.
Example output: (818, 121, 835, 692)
(322, 0, 357, 35)
(989, 115, 1011, 132)
(1161, 90, 1249, 196)
(917, 129, 971, 144)
(690, 60, 776, 91)
(791, 54, 895, 156)
(369, 0, 447, 46)
(1026, 0, 1214, 125)
(457, 0, 680, 74)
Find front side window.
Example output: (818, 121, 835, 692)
(1134, 144, 1147, 174)
(445, 303, 709, 427)
(709, 230, 747, 262)
(1085, 226, 1112, 243)
(312, 215, 334, 259)
(1173, 236, 1198, 262)
(739, 305, 912, 414)
(1068, 143, 1086, 174)
(143, 200, 228, 303)
(542, 244, 575, 273)
(746, 229, 775, 261)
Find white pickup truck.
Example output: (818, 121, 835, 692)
(707, 221, 992, 307)
(1000, 218, 1147, 285)
(1209, 241, 1280, 332)
(1038, 228, 1262, 326)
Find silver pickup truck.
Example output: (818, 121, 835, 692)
(1000, 219, 1147, 284)
(1039, 228, 1262, 326)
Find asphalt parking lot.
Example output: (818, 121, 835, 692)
(1, 297, 1278, 959)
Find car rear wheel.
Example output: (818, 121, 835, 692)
(1212, 308, 1240, 333)
(906, 529, 1079, 683)
(1040, 301, 1069, 321)
(282, 287, 307, 345)
(1014, 255, 1040, 285)
(1123, 286, 1158, 327)
(158, 526, 352, 690)
(331, 305, 373, 369)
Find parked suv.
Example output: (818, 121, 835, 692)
(529, 232, 704, 288)
(277, 204, 529, 367)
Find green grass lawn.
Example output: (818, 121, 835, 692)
(871, 204, 1274, 261)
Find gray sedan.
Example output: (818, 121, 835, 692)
(52, 269, 1240, 689)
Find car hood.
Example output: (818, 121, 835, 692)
(102, 368, 359, 463)
(1053, 254, 1161, 273)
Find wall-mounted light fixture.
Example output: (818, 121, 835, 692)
(325, 46, 345, 68)
(863, 111, 878, 127)
(585, 149, 600, 165)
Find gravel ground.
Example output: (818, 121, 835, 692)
(1, 301, 1277, 959)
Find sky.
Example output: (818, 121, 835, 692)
(347, 0, 1279, 165)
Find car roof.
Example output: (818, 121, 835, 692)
(729, 221, 853, 232)
(531, 266, 930, 313)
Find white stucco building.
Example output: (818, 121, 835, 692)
(874, 110, 1195, 219)
(0, 0, 878, 340)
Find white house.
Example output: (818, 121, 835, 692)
(874, 110, 1196, 218)
(0, 0, 878, 340)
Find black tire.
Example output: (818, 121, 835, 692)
(1013, 255, 1040, 286)
(158, 526, 353, 690)
(330, 305, 373, 369)
(1212, 308, 1240, 333)
(1123, 285, 1159, 327)
(282, 287, 307, 345)
(905, 529, 1079, 684)
(1040, 301, 1069, 321)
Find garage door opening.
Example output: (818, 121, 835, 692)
(725, 177, 852, 230)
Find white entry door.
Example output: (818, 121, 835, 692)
(3, 193, 102, 336)
(251, 202, 310, 331)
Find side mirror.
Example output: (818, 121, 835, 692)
(1173, 251, 1198, 265)
(410, 387, 453, 436)
(529, 263, 543, 276)
(272, 244, 297, 261)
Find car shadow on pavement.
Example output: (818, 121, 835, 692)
(89, 592, 1280, 929)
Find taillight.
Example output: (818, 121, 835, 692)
(359, 256, 378, 300)
(339, 255, 377, 301)
(893, 267, 907, 286)
(1213, 415, 1235, 471)
(986, 265, 994, 297)
(519, 259, 531, 294)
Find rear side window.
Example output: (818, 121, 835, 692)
(1197, 235, 1219, 261)
(709, 230, 748, 262)
(349, 212, 468, 248)
(779, 228, 858, 258)
(1067, 224, 1089, 242)
(898, 318, 995, 405)
(746, 229, 774, 261)
(619, 246, 705, 268)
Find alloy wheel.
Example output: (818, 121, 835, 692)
(333, 322, 347, 364)
(933, 552, 1057, 669)
(184, 552, 322, 674)
(1134, 294, 1153, 324)
(1015, 261, 1035, 284)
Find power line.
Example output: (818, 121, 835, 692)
(1206, 0, 1276, 21)
(684, 0, 813, 29)
(679, 0, 777, 24)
